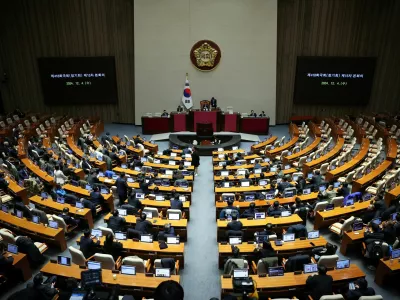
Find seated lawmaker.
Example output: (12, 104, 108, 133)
(345, 278, 375, 300)
(90, 186, 105, 206)
(249, 110, 257, 117)
(259, 111, 267, 117)
(227, 213, 243, 231)
(108, 210, 126, 233)
(135, 213, 153, 234)
(0, 172, 9, 190)
(103, 233, 123, 260)
(241, 202, 259, 218)
(277, 176, 293, 193)
(170, 195, 184, 211)
(219, 199, 239, 219)
(158, 223, 176, 241)
(305, 265, 333, 300)
(79, 229, 100, 258)
(267, 201, 284, 216)
(161, 110, 169, 117)
(58, 207, 79, 227)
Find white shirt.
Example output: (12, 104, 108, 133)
(54, 169, 68, 185)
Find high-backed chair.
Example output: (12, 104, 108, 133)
(317, 255, 339, 269)
(337, 171, 355, 184)
(166, 209, 182, 220)
(359, 296, 383, 300)
(121, 256, 151, 273)
(292, 156, 306, 168)
(319, 295, 344, 300)
(275, 150, 289, 161)
(331, 196, 344, 208)
(251, 257, 278, 274)
(143, 207, 159, 218)
(318, 163, 329, 175)
(69, 246, 87, 266)
(154, 258, 179, 275)
(365, 180, 386, 195)
(93, 253, 121, 270)
(98, 226, 115, 237)
(52, 214, 78, 234)
(329, 216, 355, 237)
(314, 201, 328, 213)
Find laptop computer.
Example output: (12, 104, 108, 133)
(254, 168, 262, 174)
(57, 197, 65, 204)
(49, 220, 58, 229)
(121, 265, 136, 275)
(391, 248, 400, 259)
(268, 266, 284, 277)
(307, 173, 313, 179)
(87, 261, 102, 270)
(16, 210, 23, 218)
(259, 180, 267, 186)
(155, 195, 165, 201)
(352, 222, 363, 231)
(101, 188, 109, 194)
(1, 205, 7, 213)
(233, 269, 249, 279)
(308, 230, 319, 239)
(229, 237, 242, 245)
(91, 229, 102, 238)
(168, 213, 180, 220)
(319, 185, 326, 192)
(76, 202, 84, 209)
(284, 165, 291, 170)
(266, 194, 275, 200)
(135, 193, 145, 199)
(184, 161, 191, 167)
(223, 182, 230, 188)
(283, 233, 295, 242)
(140, 234, 153, 243)
(32, 215, 40, 224)
(303, 188, 311, 195)
(244, 194, 255, 201)
(333, 182, 340, 188)
(255, 212, 266, 219)
(58, 256, 71, 266)
(41, 192, 48, 199)
(7, 243, 18, 254)
(281, 211, 291, 217)
(221, 171, 229, 177)
(155, 268, 171, 278)
(85, 184, 92, 191)
(167, 236, 180, 244)
(336, 259, 350, 269)
(165, 170, 173, 175)
(304, 263, 318, 274)
(117, 209, 127, 216)
(284, 191, 294, 198)
(115, 232, 127, 240)
(270, 167, 277, 172)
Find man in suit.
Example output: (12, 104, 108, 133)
(259, 111, 267, 117)
(306, 265, 333, 300)
(135, 213, 153, 234)
(322, 185, 337, 203)
(249, 110, 257, 117)
(278, 176, 294, 193)
(227, 213, 243, 231)
(26, 273, 58, 300)
(309, 170, 322, 187)
(268, 201, 284, 216)
(219, 199, 239, 219)
(58, 207, 79, 226)
(116, 173, 128, 206)
(170, 196, 184, 211)
(79, 229, 100, 258)
(90, 186, 105, 207)
(0, 172, 9, 190)
(345, 278, 375, 300)
(241, 202, 259, 218)
(210, 97, 217, 109)
(157, 223, 176, 241)
(191, 148, 200, 176)
(177, 105, 184, 112)
(161, 110, 169, 117)
(109, 148, 120, 164)
(108, 210, 126, 233)
(337, 183, 350, 197)
(14, 196, 32, 220)
(18, 166, 29, 180)
(81, 157, 92, 172)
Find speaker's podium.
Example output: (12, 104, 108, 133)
(196, 123, 214, 140)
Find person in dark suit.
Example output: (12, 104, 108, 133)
(18, 166, 29, 180)
(364, 222, 384, 244)
(309, 170, 322, 187)
(241, 202, 258, 218)
(295, 175, 307, 191)
(219, 199, 240, 219)
(58, 207, 79, 227)
(135, 213, 153, 234)
(191, 148, 200, 176)
(259, 111, 267, 117)
(227, 213, 243, 231)
(337, 183, 350, 197)
(249, 110, 257, 117)
(14, 196, 32, 220)
(0, 241, 23, 283)
(90, 186, 105, 207)
(103, 233, 123, 260)
(26, 272, 58, 300)
(267, 201, 284, 216)
(109, 148, 120, 164)
(116, 173, 128, 206)
(210, 97, 217, 109)
(278, 177, 293, 193)
(81, 157, 92, 172)
(108, 210, 126, 233)
(177, 105, 184, 112)
(345, 278, 375, 300)
(79, 229, 100, 258)
(0, 172, 9, 190)
(170, 196, 183, 211)
(306, 265, 333, 300)
(157, 223, 176, 241)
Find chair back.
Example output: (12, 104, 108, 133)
(359, 296, 383, 300)
(98, 226, 115, 237)
(69, 246, 86, 266)
(154, 258, 177, 275)
(320, 163, 329, 175)
(52, 214, 67, 232)
(331, 196, 344, 208)
(317, 254, 339, 268)
(94, 253, 116, 270)
(314, 201, 329, 212)
(143, 207, 159, 218)
(256, 257, 278, 274)
(297, 156, 307, 167)
(122, 256, 146, 273)
(200, 100, 211, 110)
(0, 229, 16, 243)
(320, 295, 344, 300)
(166, 209, 182, 220)
(341, 216, 355, 233)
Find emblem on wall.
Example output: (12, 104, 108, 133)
(190, 40, 221, 71)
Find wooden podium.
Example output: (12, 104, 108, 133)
(196, 123, 214, 139)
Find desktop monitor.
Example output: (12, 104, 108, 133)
(244, 194, 255, 201)
(319, 185, 326, 192)
(223, 182, 230, 188)
(254, 212, 266, 219)
(284, 191, 294, 198)
(233, 269, 249, 279)
(127, 177, 134, 183)
(237, 170, 246, 175)
(87, 261, 102, 270)
(91, 229, 102, 238)
(117, 209, 127, 216)
(169, 161, 176, 166)
(140, 234, 153, 243)
(304, 263, 318, 274)
(259, 180, 267, 186)
(254, 169, 262, 174)
(268, 266, 284, 277)
(168, 213, 180, 220)
(144, 211, 153, 219)
(69, 291, 86, 300)
(58, 256, 71, 266)
(352, 222, 364, 231)
(184, 161, 191, 167)
(179, 196, 186, 202)
(154, 159, 161, 164)
(115, 232, 127, 240)
(283, 233, 295, 242)
(49, 220, 59, 229)
(155, 268, 171, 278)
(121, 265, 136, 275)
(167, 236, 180, 244)
(372, 218, 382, 225)
(135, 193, 145, 199)
(7, 243, 18, 254)
(281, 211, 291, 217)
(303, 188, 311, 195)
(336, 259, 350, 269)
(229, 237, 242, 245)
(222, 195, 234, 202)
(76, 202, 84, 209)
(391, 249, 400, 259)
(16, 210, 23, 218)
(32, 215, 40, 224)
(308, 231, 319, 239)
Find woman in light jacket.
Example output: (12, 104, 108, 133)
(54, 165, 68, 185)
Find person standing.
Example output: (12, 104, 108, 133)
(116, 173, 128, 206)
(191, 147, 200, 176)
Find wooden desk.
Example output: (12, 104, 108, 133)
(112, 167, 194, 181)
(289, 123, 300, 137)
(303, 137, 345, 175)
(213, 162, 270, 172)
(9, 252, 32, 281)
(218, 237, 327, 268)
(266, 136, 299, 158)
(133, 135, 159, 153)
(352, 160, 392, 192)
(41, 262, 179, 292)
(215, 193, 319, 219)
(325, 138, 370, 181)
(385, 138, 397, 162)
(375, 257, 400, 286)
(104, 214, 188, 241)
(76, 236, 185, 267)
(221, 264, 364, 298)
(213, 154, 260, 163)
(314, 200, 371, 229)
(144, 162, 194, 171)
(309, 121, 322, 137)
(156, 154, 191, 162)
(385, 184, 400, 207)
(340, 229, 365, 255)
(217, 215, 303, 241)
(213, 168, 296, 181)
(62, 184, 114, 212)
(283, 137, 321, 164)
(29, 195, 94, 229)
(5, 175, 28, 205)
(0, 210, 66, 251)
(21, 158, 54, 185)
(141, 198, 190, 220)
(212, 149, 246, 156)
(251, 136, 278, 153)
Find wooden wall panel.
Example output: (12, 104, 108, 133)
(277, 0, 400, 123)
(0, 0, 135, 123)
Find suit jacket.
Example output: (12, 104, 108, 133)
(306, 274, 333, 300)
(90, 191, 104, 206)
(191, 152, 200, 167)
(0, 254, 14, 274)
(59, 214, 78, 226)
(108, 216, 126, 233)
(25, 283, 58, 300)
(227, 220, 243, 231)
(135, 218, 153, 234)
(116, 177, 128, 196)
(170, 199, 183, 211)
(79, 235, 100, 258)
(278, 182, 293, 193)
(15, 236, 44, 265)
